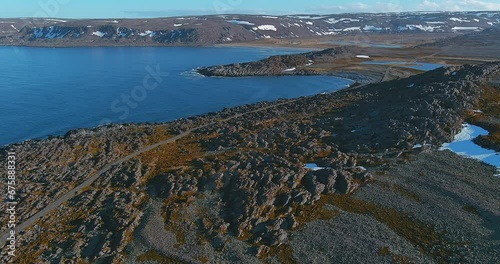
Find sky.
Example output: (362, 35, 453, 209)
(1, 0, 499, 18)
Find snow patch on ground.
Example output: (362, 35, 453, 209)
(440, 123, 499, 170)
(283, 67, 296, 72)
(449, 17, 470, 22)
(305, 164, 326, 171)
(289, 15, 326, 20)
(174, 24, 183, 27)
(452, 26, 482, 31)
(139, 30, 153, 36)
(363, 25, 383, 31)
(325, 18, 360, 24)
(45, 18, 67, 23)
(227, 20, 255, 25)
(343, 27, 361, 31)
(256, 25, 277, 31)
(99, 20, 119, 23)
(356, 55, 370, 59)
(401, 24, 440, 32)
(92, 31, 106, 37)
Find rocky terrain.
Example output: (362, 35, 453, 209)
(1, 62, 499, 263)
(1, 11, 499, 46)
(197, 47, 351, 77)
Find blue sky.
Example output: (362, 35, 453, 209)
(1, 0, 499, 18)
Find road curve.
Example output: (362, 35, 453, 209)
(1, 100, 294, 245)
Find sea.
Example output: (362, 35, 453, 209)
(0, 46, 353, 145)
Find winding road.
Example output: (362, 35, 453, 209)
(1, 100, 295, 245)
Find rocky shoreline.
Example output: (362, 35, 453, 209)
(197, 47, 350, 77)
(1, 63, 499, 263)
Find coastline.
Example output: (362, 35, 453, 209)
(2, 62, 500, 263)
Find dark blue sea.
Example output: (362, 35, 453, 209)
(0, 46, 353, 145)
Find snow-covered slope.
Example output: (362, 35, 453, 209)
(1, 12, 499, 46)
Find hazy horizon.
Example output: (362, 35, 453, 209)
(1, 0, 499, 19)
(1, 10, 499, 20)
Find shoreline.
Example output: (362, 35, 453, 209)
(2, 77, 358, 148)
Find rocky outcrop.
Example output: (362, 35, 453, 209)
(197, 47, 352, 77)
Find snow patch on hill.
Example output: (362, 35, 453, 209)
(255, 25, 277, 31)
(92, 31, 106, 37)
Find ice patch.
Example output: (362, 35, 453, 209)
(262, 16, 278, 19)
(453, 124, 479, 142)
(440, 123, 499, 170)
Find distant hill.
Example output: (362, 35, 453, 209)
(1, 11, 499, 46)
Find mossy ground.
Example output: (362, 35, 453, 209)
(466, 83, 500, 151)
(137, 250, 189, 264)
(331, 195, 460, 263)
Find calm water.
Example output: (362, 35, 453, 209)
(0, 46, 353, 145)
(362, 61, 445, 71)
(323, 40, 402, 49)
